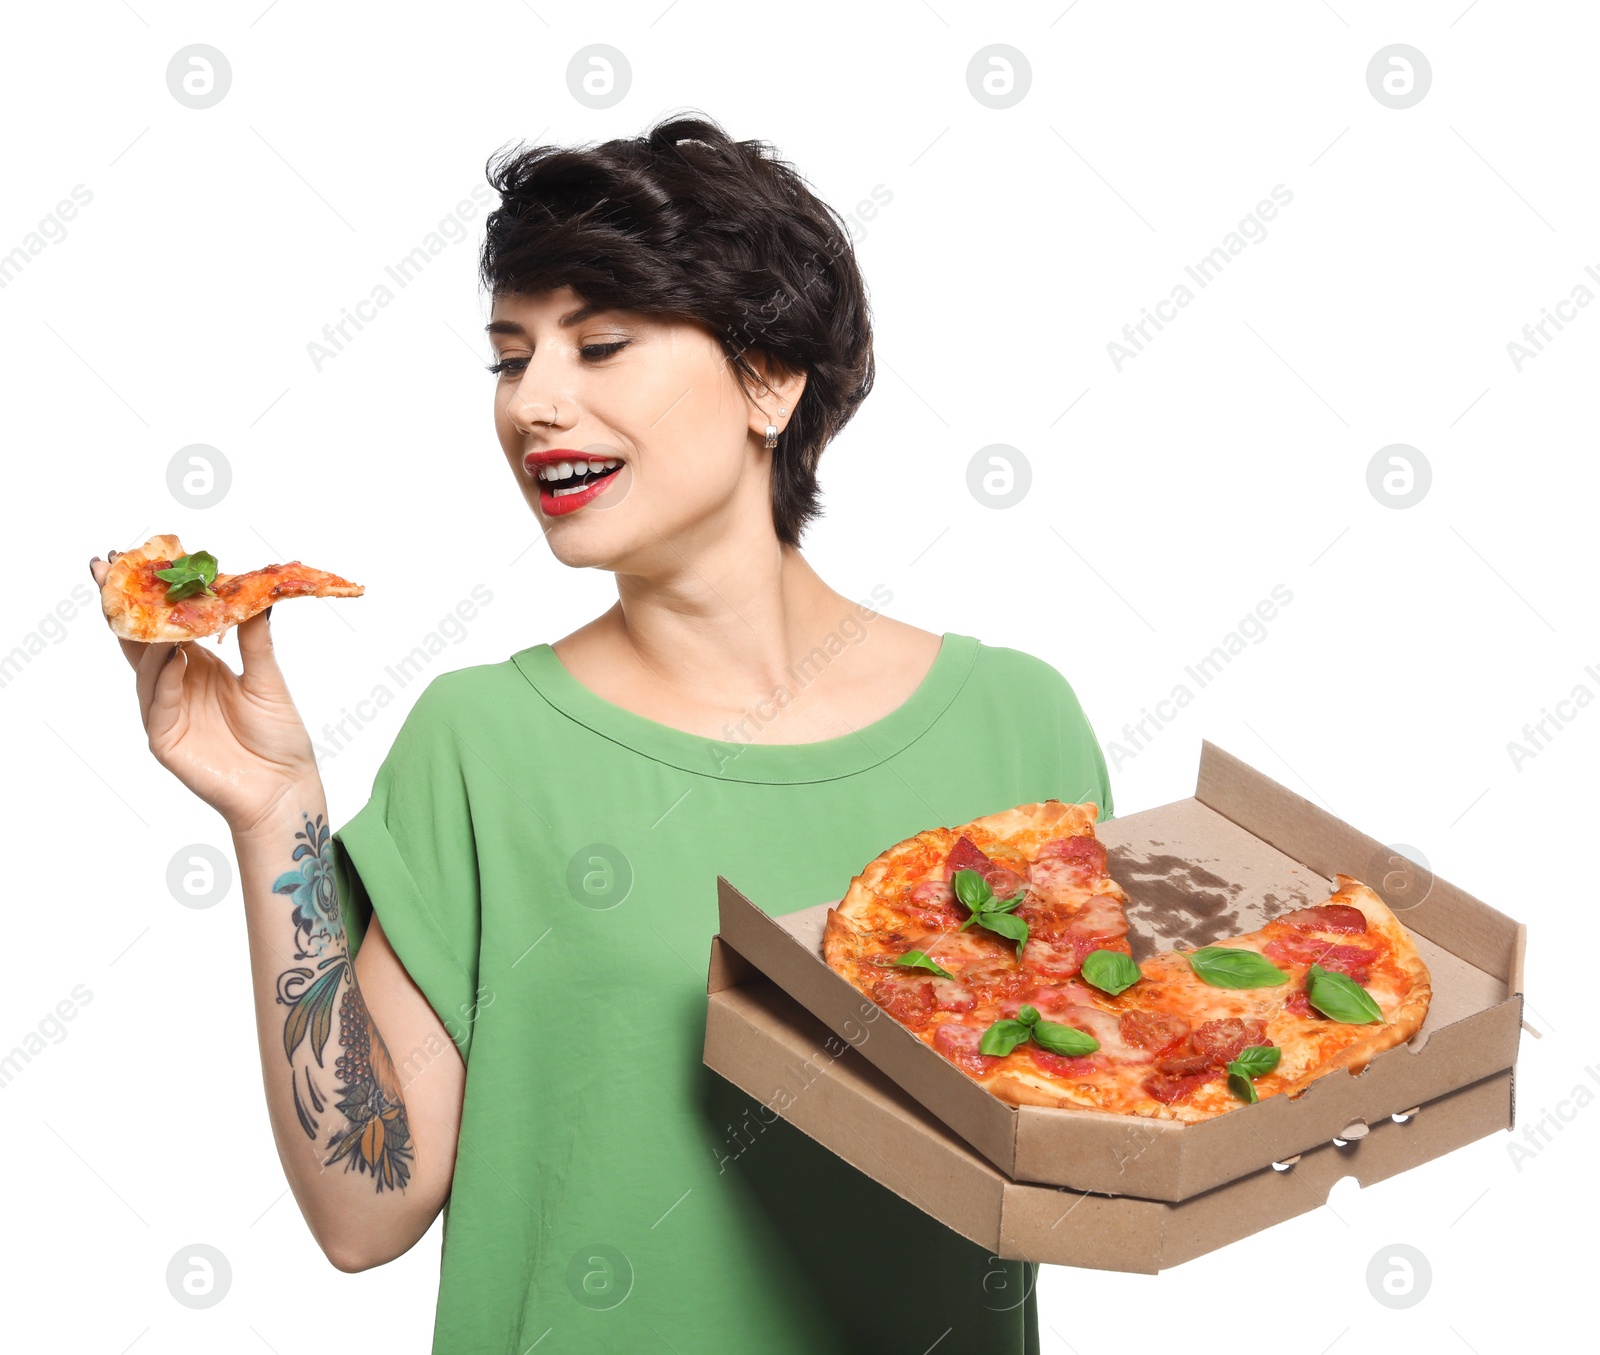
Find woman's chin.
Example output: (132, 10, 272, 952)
(538, 520, 640, 574)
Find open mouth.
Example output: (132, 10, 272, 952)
(536, 457, 623, 498)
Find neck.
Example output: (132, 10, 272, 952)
(599, 540, 864, 707)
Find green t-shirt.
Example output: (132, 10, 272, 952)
(332, 630, 1113, 1355)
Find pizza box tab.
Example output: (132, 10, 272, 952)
(703, 946, 1515, 1272)
(706, 741, 1525, 1202)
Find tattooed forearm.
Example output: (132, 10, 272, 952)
(271, 811, 414, 1193)
(292, 1065, 326, 1138)
(324, 969, 413, 1190)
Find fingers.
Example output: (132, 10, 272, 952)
(135, 641, 179, 728)
(146, 643, 189, 739)
(236, 607, 286, 690)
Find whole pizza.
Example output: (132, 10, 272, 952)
(822, 800, 1432, 1122)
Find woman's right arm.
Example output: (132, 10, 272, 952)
(90, 556, 465, 1270)
(232, 783, 466, 1270)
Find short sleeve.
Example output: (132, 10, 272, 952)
(997, 648, 1114, 822)
(332, 672, 484, 1064)
(1053, 671, 1115, 822)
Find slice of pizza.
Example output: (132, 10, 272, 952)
(100, 533, 363, 642)
(823, 802, 1432, 1124)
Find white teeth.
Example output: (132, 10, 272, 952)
(539, 458, 623, 482)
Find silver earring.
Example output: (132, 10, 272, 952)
(764, 408, 787, 450)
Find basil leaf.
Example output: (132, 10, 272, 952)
(896, 949, 954, 981)
(1081, 949, 1142, 996)
(1184, 945, 1289, 989)
(153, 549, 218, 584)
(976, 908, 1029, 958)
(154, 550, 219, 604)
(1015, 1004, 1040, 1028)
(1227, 1068, 1259, 1104)
(989, 887, 1028, 914)
(979, 1018, 1033, 1057)
(1230, 1043, 1281, 1078)
(1306, 963, 1384, 1024)
(161, 577, 213, 603)
(951, 868, 992, 912)
(1032, 1020, 1100, 1058)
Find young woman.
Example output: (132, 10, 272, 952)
(91, 113, 1112, 1354)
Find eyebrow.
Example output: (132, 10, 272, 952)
(484, 303, 609, 337)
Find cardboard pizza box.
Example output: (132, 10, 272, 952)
(703, 939, 1515, 1272)
(704, 741, 1526, 1202)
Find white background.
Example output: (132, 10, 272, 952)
(2, 1, 1593, 1351)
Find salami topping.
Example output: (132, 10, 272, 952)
(1019, 889, 1127, 945)
(1278, 903, 1368, 934)
(1192, 1017, 1270, 1065)
(944, 835, 992, 878)
(1118, 1009, 1191, 1055)
(1155, 1050, 1214, 1076)
(1036, 834, 1108, 877)
(900, 878, 962, 928)
(984, 865, 1028, 899)
(1009, 1001, 1152, 1065)
(869, 976, 936, 1030)
(1029, 1044, 1108, 1078)
(1024, 932, 1129, 981)
(929, 978, 976, 1012)
(1143, 1066, 1222, 1104)
(1284, 988, 1319, 1018)
(1067, 892, 1129, 941)
(944, 835, 1028, 900)
(933, 1020, 1005, 1077)
(1013, 983, 1090, 1016)
(1264, 935, 1379, 983)
(960, 961, 1034, 1007)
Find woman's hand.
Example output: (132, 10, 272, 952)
(89, 552, 320, 836)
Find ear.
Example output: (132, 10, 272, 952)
(741, 351, 808, 445)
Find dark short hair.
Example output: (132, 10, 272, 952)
(478, 111, 874, 547)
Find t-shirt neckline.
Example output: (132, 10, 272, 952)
(509, 630, 979, 784)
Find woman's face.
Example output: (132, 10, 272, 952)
(489, 286, 790, 573)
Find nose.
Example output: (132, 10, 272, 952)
(508, 389, 556, 433)
(506, 361, 570, 435)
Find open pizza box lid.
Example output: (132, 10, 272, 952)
(704, 741, 1526, 1204)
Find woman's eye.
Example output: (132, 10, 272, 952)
(486, 341, 628, 376)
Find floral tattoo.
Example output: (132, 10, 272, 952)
(274, 812, 413, 1192)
